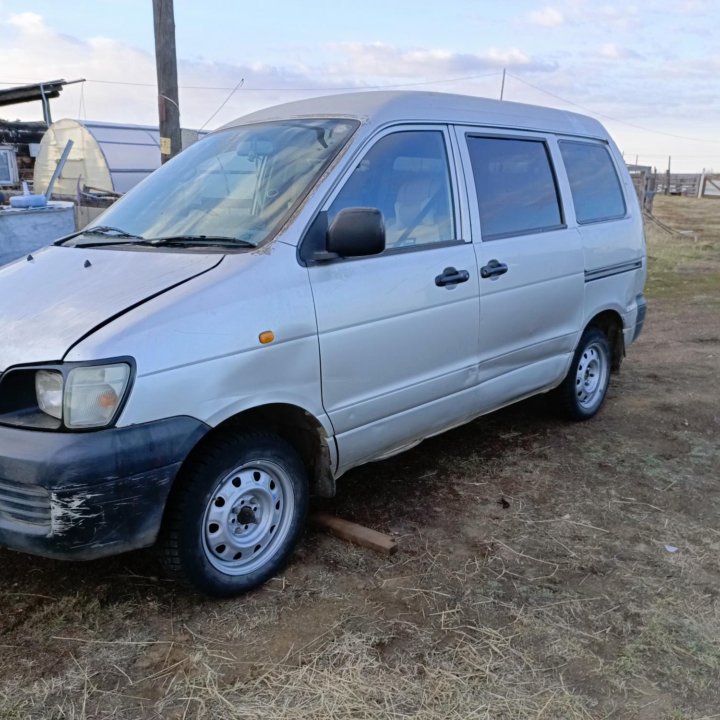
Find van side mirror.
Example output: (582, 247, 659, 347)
(327, 208, 385, 258)
(300, 208, 386, 263)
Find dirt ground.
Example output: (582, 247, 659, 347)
(1, 195, 718, 719)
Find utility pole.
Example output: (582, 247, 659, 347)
(153, 0, 181, 163)
(665, 155, 671, 196)
(500, 68, 506, 101)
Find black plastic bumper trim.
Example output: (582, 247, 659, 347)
(0, 416, 209, 560)
(633, 294, 647, 341)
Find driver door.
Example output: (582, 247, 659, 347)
(305, 127, 481, 475)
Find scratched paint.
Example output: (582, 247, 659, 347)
(49, 492, 102, 536)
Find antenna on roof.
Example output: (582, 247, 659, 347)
(199, 78, 245, 131)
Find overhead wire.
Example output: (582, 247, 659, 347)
(3, 70, 717, 150)
(85, 70, 501, 91)
(1, 71, 500, 93)
(199, 78, 244, 131)
(505, 72, 720, 146)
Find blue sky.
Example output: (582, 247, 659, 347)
(2, 0, 719, 171)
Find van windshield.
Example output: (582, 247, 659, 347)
(87, 118, 359, 248)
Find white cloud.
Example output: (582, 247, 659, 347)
(7, 11, 45, 30)
(2, 8, 718, 172)
(0, 13, 343, 126)
(528, 7, 565, 27)
(2, 13, 155, 123)
(598, 43, 642, 60)
(544, 1, 641, 31)
(1, 15, 556, 129)
(332, 42, 557, 77)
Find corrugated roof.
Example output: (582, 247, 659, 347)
(0, 80, 66, 108)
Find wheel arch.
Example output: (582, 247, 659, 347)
(586, 309, 625, 371)
(176, 403, 336, 499)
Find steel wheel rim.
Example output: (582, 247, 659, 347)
(575, 342, 608, 410)
(202, 459, 295, 576)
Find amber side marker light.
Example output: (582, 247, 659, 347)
(259, 331, 275, 345)
(98, 388, 119, 409)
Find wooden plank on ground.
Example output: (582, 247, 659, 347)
(310, 512, 398, 556)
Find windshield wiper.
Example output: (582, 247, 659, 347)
(58, 229, 256, 250)
(56, 226, 145, 246)
(146, 235, 256, 248)
(83, 225, 143, 238)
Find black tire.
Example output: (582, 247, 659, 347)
(159, 432, 308, 597)
(556, 327, 611, 421)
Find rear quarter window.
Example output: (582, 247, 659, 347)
(559, 141, 626, 224)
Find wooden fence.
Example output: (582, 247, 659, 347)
(699, 174, 720, 198)
(627, 165, 657, 212)
(625, 167, 720, 212)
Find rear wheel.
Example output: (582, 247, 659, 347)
(556, 327, 611, 421)
(160, 432, 308, 597)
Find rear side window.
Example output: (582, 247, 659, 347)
(559, 141, 626, 223)
(466, 136, 563, 240)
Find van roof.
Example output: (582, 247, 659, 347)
(221, 90, 608, 140)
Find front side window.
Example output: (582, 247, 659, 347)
(89, 118, 359, 247)
(559, 141, 626, 224)
(466, 136, 563, 240)
(328, 130, 455, 250)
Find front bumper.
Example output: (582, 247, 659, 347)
(0, 416, 209, 560)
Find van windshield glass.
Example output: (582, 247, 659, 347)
(88, 119, 359, 247)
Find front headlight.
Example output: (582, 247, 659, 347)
(63, 364, 132, 428)
(35, 370, 64, 419)
(0, 359, 133, 431)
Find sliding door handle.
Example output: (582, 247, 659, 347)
(480, 259, 508, 279)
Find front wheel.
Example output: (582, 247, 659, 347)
(160, 432, 308, 597)
(556, 327, 611, 421)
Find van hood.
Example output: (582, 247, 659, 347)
(0, 246, 222, 371)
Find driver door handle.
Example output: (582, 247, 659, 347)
(435, 266, 470, 287)
(480, 259, 509, 279)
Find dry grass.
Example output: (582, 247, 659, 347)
(0, 195, 719, 719)
(3, 556, 601, 719)
(644, 195, 720, 300)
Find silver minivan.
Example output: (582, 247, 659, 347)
(0, 92, 646, 596)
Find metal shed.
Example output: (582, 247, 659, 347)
(33, 119, 162, 196)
